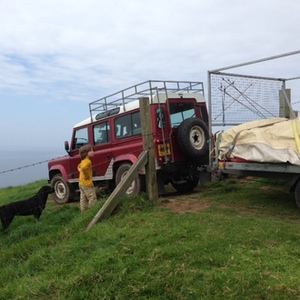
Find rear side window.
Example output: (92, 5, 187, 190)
(199, 104, 209, 125)
(169, 103, 195, 128)
(115, 112, 141, 139)
(94, 122, 110, 145)
(156, 107, 166, 129)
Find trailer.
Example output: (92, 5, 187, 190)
(207, 50, 300, 207)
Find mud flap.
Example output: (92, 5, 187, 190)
(157, 176, 165, 195)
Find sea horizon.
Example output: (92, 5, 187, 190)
(0, 148, 66, 189)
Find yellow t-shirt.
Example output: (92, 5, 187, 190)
(78, 158, 94, 187)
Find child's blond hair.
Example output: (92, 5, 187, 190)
(79, 144, 92, 160)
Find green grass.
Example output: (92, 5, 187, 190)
(1, 177, 300, 299)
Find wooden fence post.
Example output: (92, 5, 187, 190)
(139, 97, 158, 204)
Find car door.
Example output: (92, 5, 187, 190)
(92, 121, 114, 180)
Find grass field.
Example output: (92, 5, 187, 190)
(1, 177, 300, 299)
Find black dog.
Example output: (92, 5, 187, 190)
(0, 185, 54, 230)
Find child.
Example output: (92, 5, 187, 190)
(78, 144, 97, 211)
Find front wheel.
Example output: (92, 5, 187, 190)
(115, 163, 142, 196)
(51, 174, 71, 204)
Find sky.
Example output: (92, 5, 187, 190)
(1, 0, 300, 154)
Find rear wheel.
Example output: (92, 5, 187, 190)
(115, 163, 142, 196)
(51, 174, 71, 204)
(171, 176, 199, 193)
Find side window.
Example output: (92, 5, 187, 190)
(94, 122, 110, 145)
(199, 104, 209, 125)
(169, 103, 195, 128)
(132, 112, 141, 135)
(115, 112, 141, 139)
(156, 107, 166, 129)
(72, 127, 88, 149)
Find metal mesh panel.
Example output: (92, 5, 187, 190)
(210, 73, 284, 126)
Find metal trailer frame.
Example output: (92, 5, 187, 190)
(207, 50, 300, 207)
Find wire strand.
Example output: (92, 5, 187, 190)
(0, 147, 145, 176)
(0, 156, 67, 175)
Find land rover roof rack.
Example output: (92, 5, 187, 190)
(89, 80, 204, 120)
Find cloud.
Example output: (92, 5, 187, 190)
(0, 0, 300, 149)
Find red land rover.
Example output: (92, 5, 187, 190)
(48, 80, 210, 204)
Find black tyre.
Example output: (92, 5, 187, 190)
(115, 163, 142, 196)
(177, 118, 209, 158)
(295, 180, 300, 208)
(51, 174, 71, 204)
(171, 176, 199, 193)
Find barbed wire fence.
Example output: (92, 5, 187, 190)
(0, 147, 145, 180)
(0, 156, 67, 175)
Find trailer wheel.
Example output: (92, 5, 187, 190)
(295, 180, 300, 208)
(51, 174, 70, 204)
(115, 163, 141, 196)
(177, 118, 209, 159)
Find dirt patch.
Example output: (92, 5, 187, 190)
(160, 197, 210, 214)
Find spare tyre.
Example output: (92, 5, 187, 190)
(177, 118, 209, 158)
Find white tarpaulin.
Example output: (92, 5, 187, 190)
(217, 116, 300, 165)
